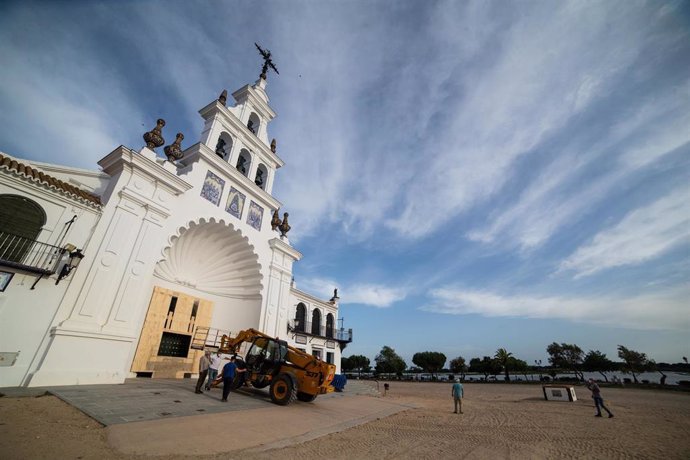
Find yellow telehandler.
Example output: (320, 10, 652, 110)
(218, 328, 336, 405)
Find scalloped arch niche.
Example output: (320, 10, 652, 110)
(154, 221, 263, 298)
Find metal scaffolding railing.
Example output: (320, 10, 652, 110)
(191, 326, 232, 350)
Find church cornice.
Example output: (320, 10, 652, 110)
(98, 145, 193, 196)
(269, 237, 302, 261)
(27, 160, 109, 180)
(232, 83, 276, 120)
(290, 287, 339, 312)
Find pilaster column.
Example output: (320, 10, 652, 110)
(262, 238, 302, 338)
(57, 147, 192, 335)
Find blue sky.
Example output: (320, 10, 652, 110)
(1, 1, 688, 365)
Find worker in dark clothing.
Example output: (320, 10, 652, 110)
(221, 355, 246, 402)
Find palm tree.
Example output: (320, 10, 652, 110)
(494, 348, 514, 382)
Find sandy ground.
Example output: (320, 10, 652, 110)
(2, 382, 690, 459)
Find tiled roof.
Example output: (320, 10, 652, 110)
(0, 153, 102, 206)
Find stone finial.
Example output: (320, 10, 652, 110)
(271, 209, 281, 231)
(164, 133, 184, 162)
(279, 212, 291, 237)
(270, 138, 277, 153)
(143, 119, 166, 149)
(219, 89, 227, 106)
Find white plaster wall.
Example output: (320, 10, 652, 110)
(27, 332, 134, 385)
(0, 174, 102, 386)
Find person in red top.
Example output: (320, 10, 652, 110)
(587, 378, 614, 418)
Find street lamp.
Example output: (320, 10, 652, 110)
(56, 245, 85, 285)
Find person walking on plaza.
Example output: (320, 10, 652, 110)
(195, 350, 211, 394)
(206, 350, 222, 390)
(221, 355, 246, 402)
(587, 378, 614, 418)
(452, 378, 464, 414)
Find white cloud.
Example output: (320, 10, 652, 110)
(424, 285, 689, 330)
(295, 276, 407, 308)
(467, 81, 690, 251)
(0, 38, 141, 166)
(2, 2, 686, 248)
(382, 2, 657, 239)
(559, 188, 690, 278)
(345, 283, 408, 308)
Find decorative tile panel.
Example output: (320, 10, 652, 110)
(225, 187, 246, 219)
(200, 171, 224, 206)
(246, 200, 264, 231)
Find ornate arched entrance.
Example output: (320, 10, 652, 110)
(131, 219, 263, 378)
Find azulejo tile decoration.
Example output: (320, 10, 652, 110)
(225, 187, 246, 219)
(247, 200, 264, 231)
(200, 170, 225, 206)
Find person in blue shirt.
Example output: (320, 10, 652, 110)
(452, 379, 464, 414)
(221, 355, 246, 402)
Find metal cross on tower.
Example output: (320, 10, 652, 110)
(255, 43, 279, 80)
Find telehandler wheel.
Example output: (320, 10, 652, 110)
(270, 373, 297, 405)
(251, 379, 270, 389)
(230, 374, 243, 390)
(296, 391, 317, 402)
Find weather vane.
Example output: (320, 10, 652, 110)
(255, 43, 279, 80)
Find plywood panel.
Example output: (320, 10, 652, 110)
(131, 286, 173, 372)
(188, 299, 214, 373)
(130, 286, 214, 378)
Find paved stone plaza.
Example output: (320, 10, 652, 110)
(1, 378, 382, 426)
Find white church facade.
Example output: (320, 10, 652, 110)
(0, 71, 352, 388)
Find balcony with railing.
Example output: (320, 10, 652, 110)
(288, 318, 353, 344)
(0, 231, 64, 275)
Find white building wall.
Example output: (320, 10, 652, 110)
(288, 289, 344, 374)
(27, 147, 193, 386)
(0, 169, 102, 387)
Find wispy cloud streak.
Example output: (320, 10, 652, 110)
(559, 188, 690, 278)
(424, 285, 689, 330)
(296, 276, 407, 308)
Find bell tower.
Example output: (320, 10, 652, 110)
(198, 43, 282, 194)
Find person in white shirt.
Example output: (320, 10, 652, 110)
(206, 350, 223, 390)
